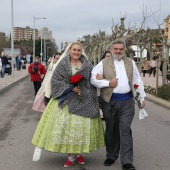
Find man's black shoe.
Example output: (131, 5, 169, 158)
(104, 158, 115, 166)
(122, 163, 135, 170)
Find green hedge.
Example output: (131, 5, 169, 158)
(157, 84, 170, 101)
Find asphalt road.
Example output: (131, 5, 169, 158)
(0, 77, 170, 170)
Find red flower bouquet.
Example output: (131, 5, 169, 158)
(70, 74, 83, 84)
(70, 73, 83, 101)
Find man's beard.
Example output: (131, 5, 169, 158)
(112, 54, 124, 61)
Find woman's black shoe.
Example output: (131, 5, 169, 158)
(104, 158, 115, 166)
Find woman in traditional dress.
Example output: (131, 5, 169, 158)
(32, 53, 61, 112)
(31, 42, 105, 167)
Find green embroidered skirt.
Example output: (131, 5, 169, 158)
(32, 99, 105, 154)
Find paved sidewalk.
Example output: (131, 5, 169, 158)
(0, 64, 30, 93)
(141, 74, 163, 88)
(0, 69, 169, 109)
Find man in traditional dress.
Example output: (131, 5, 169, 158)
(91, 38, 146, 170)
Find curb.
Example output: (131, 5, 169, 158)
(0, 74, 30, 94)
(146, 93, 170, 110)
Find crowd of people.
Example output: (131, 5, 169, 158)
(141, 56, 163, 77)
(29, 39, 148, 170)
(0, 51, 32, 79)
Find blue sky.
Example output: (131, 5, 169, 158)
(0, 0, 169, 49)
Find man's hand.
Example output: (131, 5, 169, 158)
(109, 78, 118, 88)
(96, 73, 104, 80)
(141, 101, 145, 109)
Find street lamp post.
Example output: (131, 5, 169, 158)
(33, 17, 46, 59)
(47, 46, 51, 60)
(11, 0, 14, 77)
(44, 41, 51, 66)
(40, 30, 43, 62)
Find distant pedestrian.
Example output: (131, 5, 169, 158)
(47, 56, 53, 65)
(5, 55, 12, 75)
(16, 55, 22, 71)
(100, 51, 112, 61)
(142, 57, 149, 77)
(30, 55, 33, 64)
(149, 56, 157, 77)
(0, 51, 8, 78)
(0, 57, 2, 74)
(28, 56, 46, 95)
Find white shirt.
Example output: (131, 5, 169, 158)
(91, 58, 144, 96)
(150, 60, 157, 67)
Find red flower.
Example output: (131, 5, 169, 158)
(134, 84, 139, 89)
(70, 74, 83, 84)
(70, 73, 83, 102)
(134, 84, 142, 109)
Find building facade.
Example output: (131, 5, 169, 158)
(164, 15, 170, 42)
(13, 26, 38, 41)
(38, 27, 53, 41)
(164, 15, 170, 63)
(61, 41, 70, 52)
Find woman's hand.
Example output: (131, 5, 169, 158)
(96, 73, 104, 80)
(72, 87, 81, 94)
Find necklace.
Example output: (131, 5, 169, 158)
(70, 59, 80, 66)
(70, 59, 80, 70)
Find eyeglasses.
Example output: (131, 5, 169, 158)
(113, 48, 124, 51)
